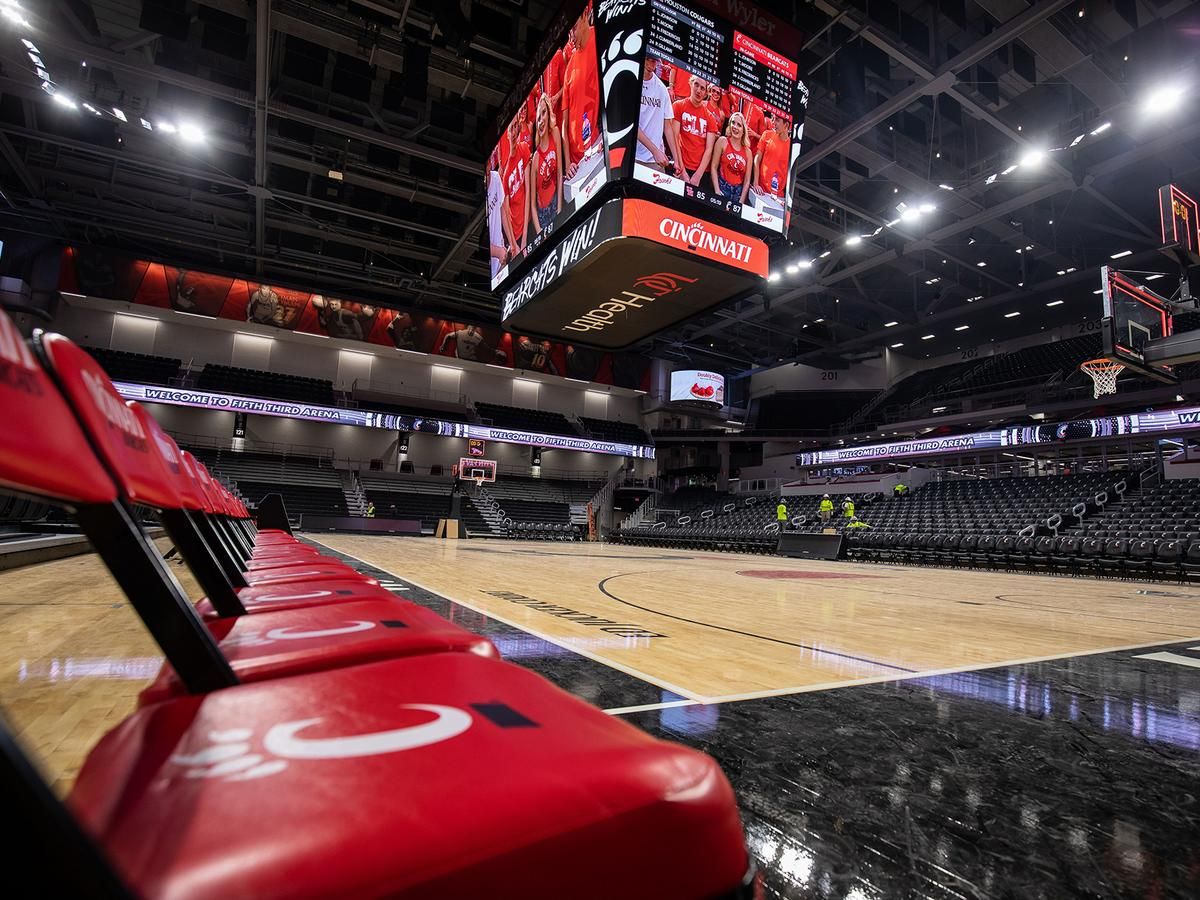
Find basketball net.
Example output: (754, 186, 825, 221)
(1080, 358, 1125, 398)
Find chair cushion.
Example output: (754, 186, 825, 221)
(140, 600, 497, 705)
(243, 564, 371, 587)
(72, 655, 748, 900)
(196, 579, 396, 619)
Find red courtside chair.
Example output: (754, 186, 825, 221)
(0, 310, 755, 899)
(29, 330, 498, 702)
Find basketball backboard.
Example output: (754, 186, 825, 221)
(1100, 266, 1178, 383)
(458, 457, 497, 483)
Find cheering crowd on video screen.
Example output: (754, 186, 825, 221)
(636, 55, 792, 222)
(486, 3, 605, 289)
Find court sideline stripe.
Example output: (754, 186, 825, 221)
(596, 572, 917, 674)
(306, 537, 708, 703)
(695, 633, 1200, 705)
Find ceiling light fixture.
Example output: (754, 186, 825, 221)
(1004, 311, 1021, 318)
(1110, 249, 1133, 259)
(921, 334, 935, 340)
(845, 235, 863, 246)
(1046, 300, 1065, 307)
(883, 321, 899, 327)
(890, 342, 904, 348)
(955, 325, 970, 331)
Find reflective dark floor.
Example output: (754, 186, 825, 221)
(627, 645, 1200, 899)
(311, 541, 1200, 898)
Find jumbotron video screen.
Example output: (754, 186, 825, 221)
(487, 3, 606, 289)
(635, 2, 801, 233)
(486, 0, 807, 290)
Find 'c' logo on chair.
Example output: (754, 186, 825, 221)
(170, 704, 473, 781)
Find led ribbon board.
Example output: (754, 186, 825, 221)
(114, 382, 655, 458)
(798, 406, 1200, 466)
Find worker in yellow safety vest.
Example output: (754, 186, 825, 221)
(846, 517, 872, 529)
(818, 494, 834, 524)
(776, 500, 788, 529)
(366, 501, 376, 518)
(841, 498, 855, 519)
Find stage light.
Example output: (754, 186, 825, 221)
(797, 259, 813, 269)
(918, 202, 936, 214)
(767, 272, 781, 282)
(976, 261, 987, 267)
(938, 184, 954, 191)
(845, 235, 863, 246)
(900, 207, 921, 223)
(814, 317, 825, 323)
(1019, 148, 1046, 168)
(112, 107, 128, 122)
(1142, 84, 1186, 117)
(157, 120, 178, 133)
(785, 264, 798, 275)
(51, 92, 77, 109)
(178, 122, 205, 144)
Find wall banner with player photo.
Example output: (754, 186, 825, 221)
(58, 247, 652, 390)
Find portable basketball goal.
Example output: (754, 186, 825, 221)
(1080, 358, 1125, 398)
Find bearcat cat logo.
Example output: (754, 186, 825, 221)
(598, 27, 644, 147)
(633, 272, 698, 296)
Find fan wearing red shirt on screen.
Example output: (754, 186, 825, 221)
(528, 94, 563, 235)
(543, 47, 566, 125)
(707, 84, 730, 130)
(754, 112, 791, 202)
(672, 75, 720, 187)
(709, 112, 754, 206)
(561, 8, 600, 178)
(502, 115, 531, 256)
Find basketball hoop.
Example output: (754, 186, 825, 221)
(1080, 358, 1125, 398)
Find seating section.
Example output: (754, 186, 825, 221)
(189, 449, 348, 519)
(359, 473, 452, 530)
(475, 402, 579, 435)
(579, 416, 652, 444)
(952, 334, 1102, 394)
(0, 308, 751, 899)
(198, 363, 335, 405)
(617, 492, 800, 553)
(84, 346, 181, 385)
(474, 476, 603, 540)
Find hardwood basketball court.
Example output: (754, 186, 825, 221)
(313, 536, 1200, 703)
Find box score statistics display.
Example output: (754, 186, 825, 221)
(648, 0, 722, 84)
